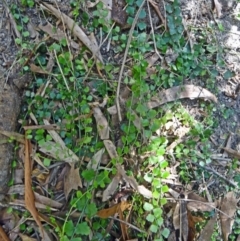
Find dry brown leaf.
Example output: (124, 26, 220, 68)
(40, 2, 103, 63)
(188, 212, 204, 241)
(8, 184, 25, 195)
(187, 201, 216, 212)
(24, 137, 44, 238)
(147, 85, 217, 109)
(32, 168, 49, 184)
(103, 140, 118, 159)
(0, 225, 10, 241)
(116, 164, 138, 190)
(187, 193, 216, 212)
(131, 111, 143, 131)
(30, 64, 49, 74)
(34, 192, 63, 209)
(198, 215, 216, 241)
(93, 107, 109, 140)
(0, 130, 25, 144)
(137, 185, 152, 199)
(13, 168, 24, 184)
(214, 0, 222, 18)
(97, 201, 131, 218)
(18, 234, 37, 241)
(27, 21, 37, 39)
(64, 163, 82, 199)
(180, 199, 188, 241)
(102, 174, 121, 201)
(87, 148, 105, 170)
(221, 147, 240, 159)
(11, 199, 58, 211)
(39, 141, 79, 163)
(220, 192, 238, 241)
(173, 203, 180, 230)
(38, 22, 79, 49)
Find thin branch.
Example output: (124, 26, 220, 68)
(192, 161, 238, 189)
(116, 0, 146, 122)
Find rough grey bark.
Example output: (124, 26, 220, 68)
(0, 69, 31, 201)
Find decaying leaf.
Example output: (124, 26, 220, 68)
(180, 198, 188, 241)
(38, 22, 79, 49)
(40, 2, 103, 63)
(102, 173, 121, 202)
(34, 192, 63, 209)
(18, 234, 37, 241)
(0, 225, 10, 241)
(187, 192, 216, 212)
(64, 163, 82, 199)
(98, 201, 131, 240)
(102, 163, 148, 201)
(93, 107, 109, 140)
(116, 164, 138, 190)
(221, 147, 240, 159)
(214, 0, 222, 18)
(220, 192, 238, 241)
(30, 64, 49, 75)
(137, 185, 152, 199)
(173, 203, 180, 230)
(103, 140, 118, 159)
(24, 137, 44, 238)
(97, 201, 131, 218)
(39, 141, 79, 163)
(198, 215, 216, 241)
(87, 148, 105, 170)
(147, 85, 217, 109)
(0, 130, 24, 144)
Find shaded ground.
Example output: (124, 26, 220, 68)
(0, 0, 240, 240)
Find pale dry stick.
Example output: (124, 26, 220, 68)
(116, 0, 147, 122)
(148, 0, 166, 30)
(192, 161, 238, 189)
(3, 0, 21, 39)
(53, 49, 70, 92)
(82, 23, 116, 83)
(146, 0, 163, 61)
(53, 0, 75, 72)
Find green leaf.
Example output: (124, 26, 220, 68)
(160, 198, 167, 205)
(139, 9, 146, 19)
(15, 38, 22, 45)
(153, 208, 162, 218)
(166, 4, 173, 13)
(126, 6, 135, 15)
(160, 160, 168, 168)
(146, 214, 155, 222)
(223, 70, 234, 79)
(162, 228, 170, 238)
(143, 202, 153, 211)
(65, 220, 74, 237)
(137, 22, 146, 30)
(85, 203, 97, 218)
(144, 173, 153, 183)
(82, 169, 95, 182)
(75, 222, 90, 235)
(161, 185, 169, 193)
(43, 158, 51, 167)
(23, 31, 30, 37)
(150, 224, 158, 233)
(22, 16, 29, 23)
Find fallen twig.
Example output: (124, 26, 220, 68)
(116, 0, 146, 122)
